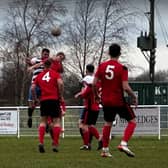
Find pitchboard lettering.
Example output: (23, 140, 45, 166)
(112, 107, 159, 135)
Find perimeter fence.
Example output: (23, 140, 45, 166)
(0, 105, 168, 139)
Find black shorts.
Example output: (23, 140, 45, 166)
(83, 108, 99, 125)
(40, 99, 61, 118)
(103, 103, 136, 122)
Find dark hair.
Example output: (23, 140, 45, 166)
(56, 52, 65, 56)
(56, 52, 65, 59)
(86, 64, 94, 73)
(42, 48, 50, 53)
(44, 59, 52, 68)
(109, 43, 121, 57)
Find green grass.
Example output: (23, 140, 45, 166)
(0, 136, 168, 168)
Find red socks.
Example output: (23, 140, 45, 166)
(123, 121, 136, 142)
(83, 130, 89, 145)
(52, 126, 61, 146)
(38, 126, 45, 144)
(89, 126, 100, 139)
(39, 125, 62, 146)
(102, 125, 111, 148)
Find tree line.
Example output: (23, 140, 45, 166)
(0, 0, 166, 106)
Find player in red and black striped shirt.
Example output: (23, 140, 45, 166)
(93, 43, 138, 157)
(27, 48, 50, 128)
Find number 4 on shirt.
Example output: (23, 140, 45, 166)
(42, 72, 51, 82)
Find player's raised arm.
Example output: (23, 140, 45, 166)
(27, 62, 44, 73)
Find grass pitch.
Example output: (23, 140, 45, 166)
(0, 136, 168, 168)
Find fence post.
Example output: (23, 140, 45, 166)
(158, 106, 161, 140)
(17, 107, 20, 139)
(62, 116, 65, 138)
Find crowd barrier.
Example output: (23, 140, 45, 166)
(0, 105, 168, 139)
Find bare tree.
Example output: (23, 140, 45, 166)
(63, 0, 98, 78)
(3, 0, 66, 55)
(0, 0, 66, 105)
(97, 0, 136, 64)
(63, 0, 136, 78)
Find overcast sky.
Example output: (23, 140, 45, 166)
(126, 0, 168, 76)
(0, 0, 167, 76)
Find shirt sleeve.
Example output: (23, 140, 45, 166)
(122, 66, 128, 81)
(95, 65, 101, 79)
(80, 86, 91, 98)
(30, 57, 38, 65)
(54, 71, 61, 79)
(33, 75, 39, 85)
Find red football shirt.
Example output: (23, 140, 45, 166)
(95, 59, 128, 106)
(80, 84, 100, 111)
(50, 60, 63, 73)
(34, 69, 61, 101)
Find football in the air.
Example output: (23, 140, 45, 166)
(51, 27, 61, 37)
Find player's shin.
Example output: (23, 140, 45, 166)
(38, 125, 46, 144)
(122, 121, 136, 142)
(27, 107, 34, 128)
(102, 125, 111, 148)
(52, 126, 61, 146)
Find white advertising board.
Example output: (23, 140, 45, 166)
(0, 111, 18, 134)
(112, 107, 159, 135)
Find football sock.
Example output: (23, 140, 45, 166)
(89, 133, 93, 144)
(53, 126, 61, 146)
(102, 125, 111, 148)
(38, 125, 45, 144)
(122, 121, 136, 142)
(89, 126, 100, 139)
(28, 107, 34, 117)
(83, 130, 89, 146)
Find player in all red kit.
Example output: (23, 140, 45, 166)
(31, 59, 64, 153)
(75, 64, 102, 150)
(46, 52, 66, 137)
(93, 43, 138, 157)
(50, 52, 65, 73)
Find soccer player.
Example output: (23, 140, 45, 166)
(93, 43, 138, 157)
(31, 59, 64, 153)
(46, 52, 66, 136)
(27, 48, 50, 128)
(27, 50, 65, 129)
(75, 64, 102, 150)
(50, 52, 65, 73)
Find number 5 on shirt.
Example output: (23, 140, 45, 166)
(105, 65, 115, 80)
